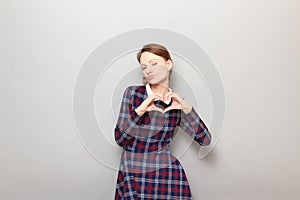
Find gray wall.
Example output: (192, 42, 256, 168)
(1, 0, 299, 199)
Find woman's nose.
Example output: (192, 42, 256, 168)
(145, 66, 152, 74)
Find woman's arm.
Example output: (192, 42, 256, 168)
(177, 107, 212, 146)
(114, 86, 144, 148)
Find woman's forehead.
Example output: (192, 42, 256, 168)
(140, 52, 164, 64)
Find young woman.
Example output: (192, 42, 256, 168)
(114, 43, 211, 199)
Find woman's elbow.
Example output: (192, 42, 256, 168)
(114, 126, 124, 147)
(114, 125, 134, 148)
(196, 130, 212, 146)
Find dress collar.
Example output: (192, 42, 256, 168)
(145, 83, 172, 104)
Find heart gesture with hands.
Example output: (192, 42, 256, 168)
(135, 92, 192, 116)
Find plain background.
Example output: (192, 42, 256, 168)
(1, 0, 299, 199)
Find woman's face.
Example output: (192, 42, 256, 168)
(139, 51, 172, 85)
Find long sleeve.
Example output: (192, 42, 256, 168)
(177, 107, 212, 146)
(114, 86, 145, 148)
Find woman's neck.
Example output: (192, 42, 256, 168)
(150, 83, 170, 95)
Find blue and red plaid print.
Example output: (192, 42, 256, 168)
(114, 85, 211, 199)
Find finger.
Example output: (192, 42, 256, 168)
(147, 94, 162, 102)
(150, 106, 164, 113)
(167, 92, 181, 100)
(154, 93, 164, 100)
(163, 107, 170, 113)
(146, 104, 155, 112)
(163, 92, 173, 101)
(163, 107, 179, 113)
(168, 94, 182, 104)
(171, 92, 182, 100)
(164, 92, 175, 100)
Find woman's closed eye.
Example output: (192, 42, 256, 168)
(141, 62, 157, 70)
(150, 62, 157, 66)
(141, 65, 147, 70)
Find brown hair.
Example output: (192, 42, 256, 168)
(137, 43, 173, 84)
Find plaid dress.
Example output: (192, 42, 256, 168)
(114, 85, 211, 200)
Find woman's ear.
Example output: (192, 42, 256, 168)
(167, 59, 173, 71)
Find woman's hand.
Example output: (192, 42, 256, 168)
(135, 93, 164, 116)
(163, 92, 192, 114)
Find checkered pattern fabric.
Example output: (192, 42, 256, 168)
(114, 85, 211, 200)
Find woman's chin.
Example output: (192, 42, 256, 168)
(148, 80, 168, 86)
(148, 79, 156, 84)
